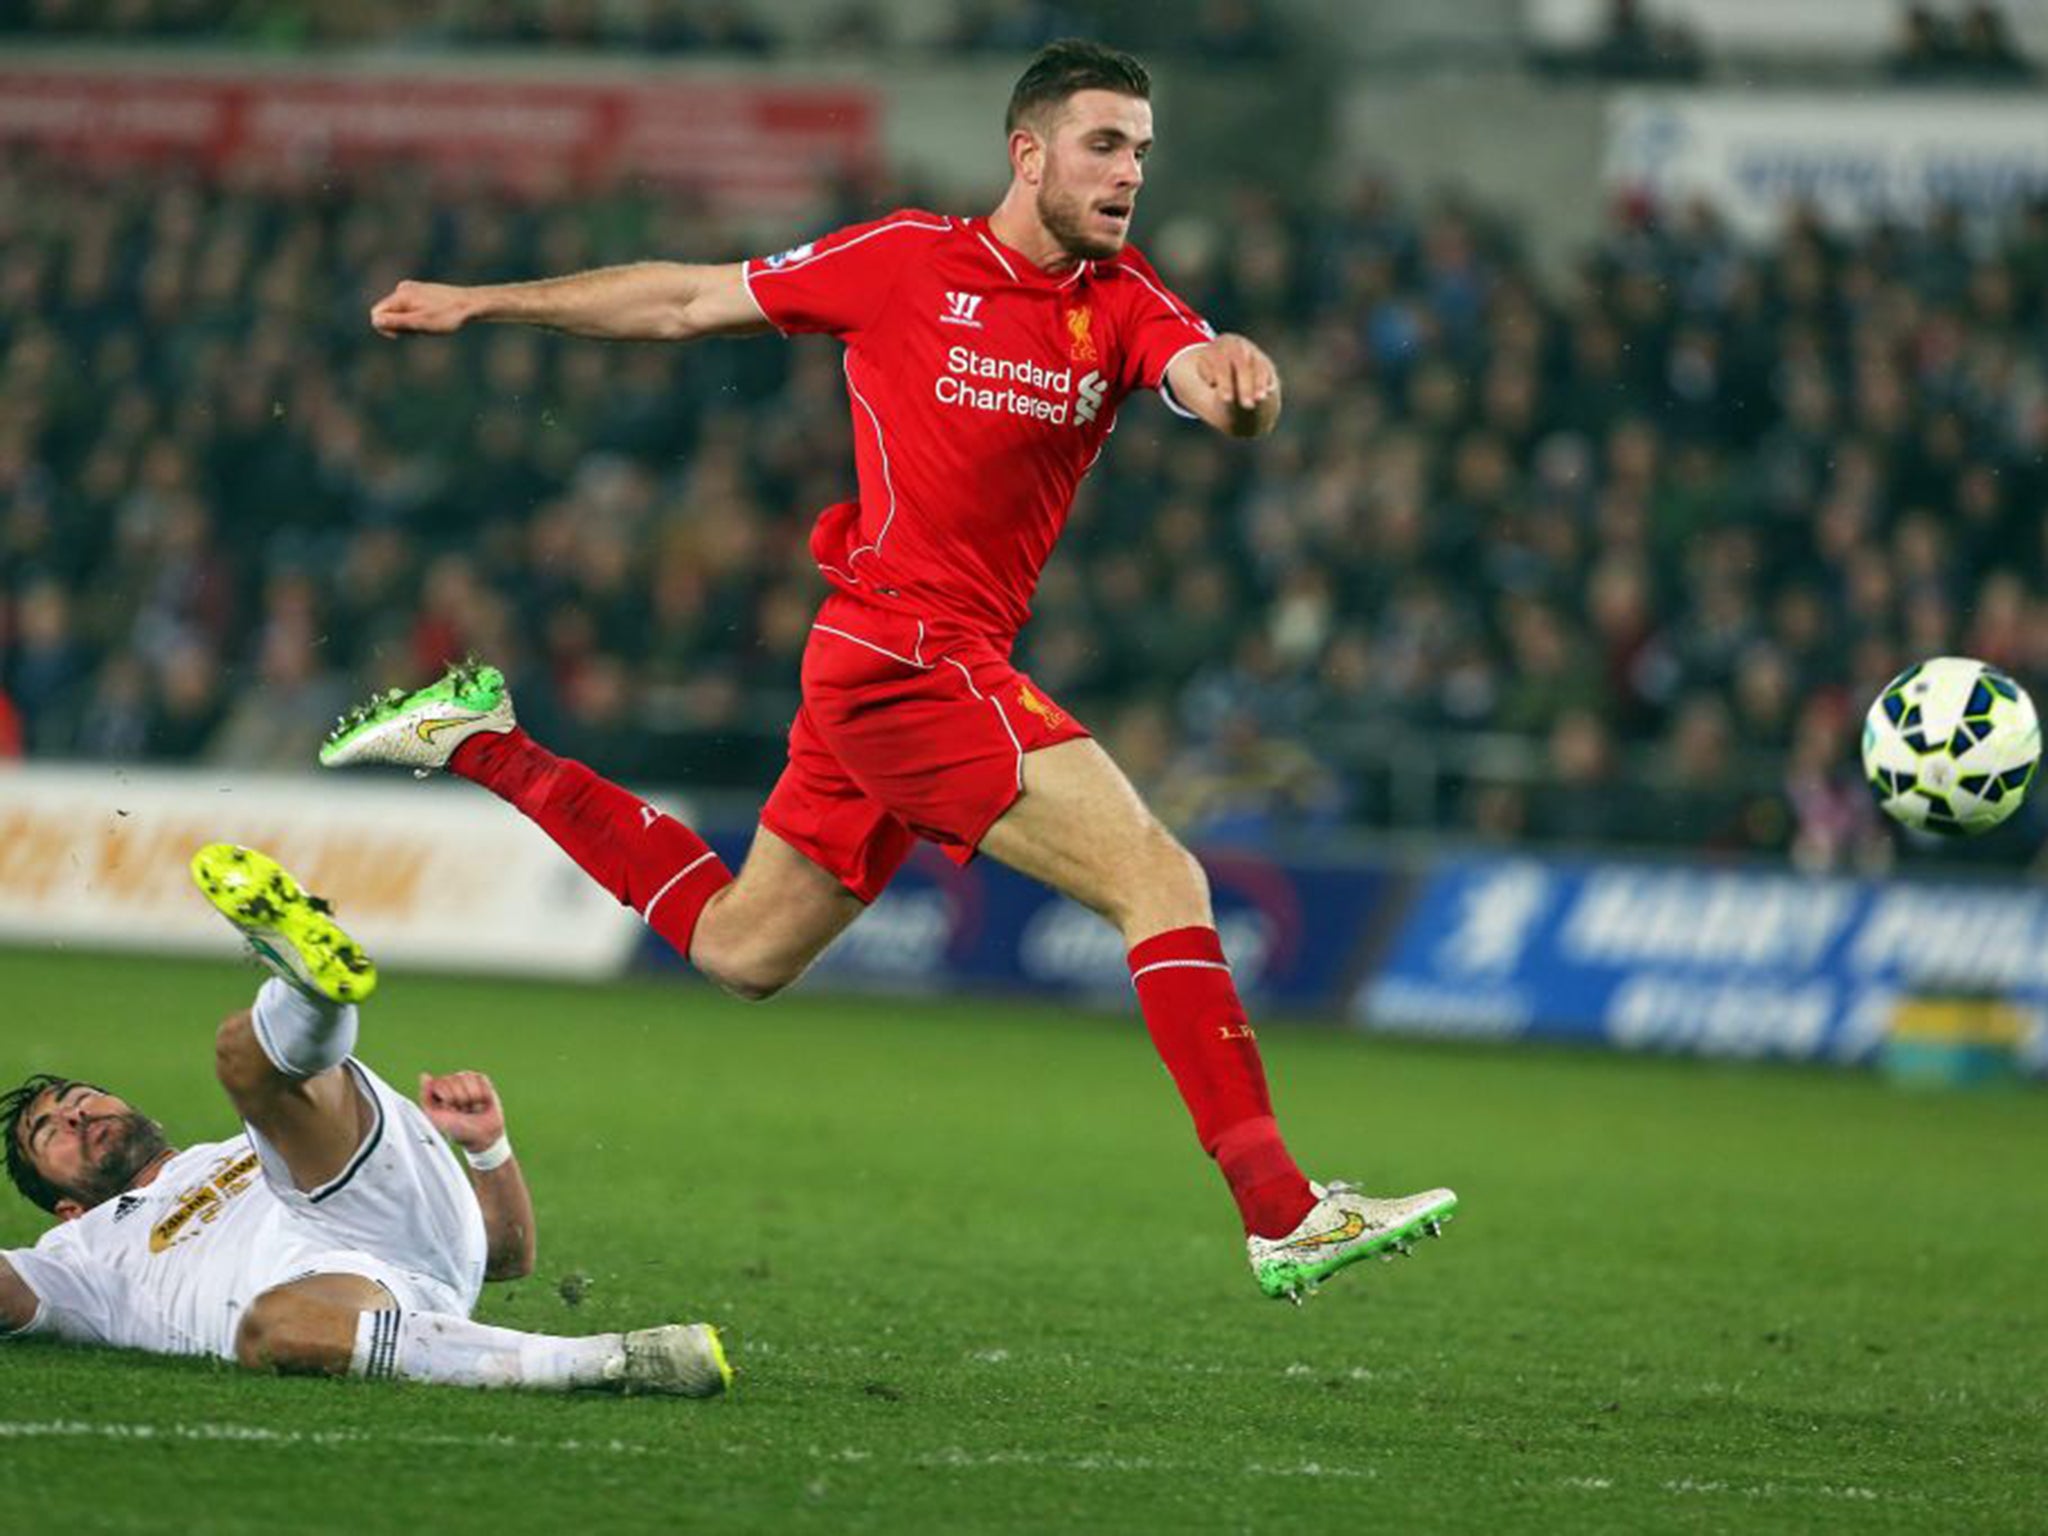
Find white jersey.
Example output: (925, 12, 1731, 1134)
(3, 1060, 486, 1361)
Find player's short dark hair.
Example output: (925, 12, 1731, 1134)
(2, 1073, 78, 1214)
(1006, 39, 1151, 134)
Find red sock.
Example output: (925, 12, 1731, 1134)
(1128, 926, 1316, 1238)
(452, 729, 733, 961)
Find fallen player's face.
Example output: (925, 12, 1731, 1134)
(17, 1081, 170, 1214)
(1036, 89, 1152, 261)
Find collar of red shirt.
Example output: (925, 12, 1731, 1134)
(962, 216, 1096, 290)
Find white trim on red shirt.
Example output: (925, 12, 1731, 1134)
(972, 228, 1021, 282)
(737, 264, 782, 336)
(1155, 339, 1211, 420)
(754, 216, 953, 282)
(829, 354, 901, 583)
(1115, 256, 1202, 327)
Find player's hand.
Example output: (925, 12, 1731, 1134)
(418, 1070, 507, 1154)
(1193, 333, 1278, 412)
(371, 280, 477, 337)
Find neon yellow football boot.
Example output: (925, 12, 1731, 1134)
(190, 843, 378, 1005)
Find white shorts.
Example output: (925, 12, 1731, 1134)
(244, 1059, 488, 1318)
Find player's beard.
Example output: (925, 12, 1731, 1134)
(1037, 170, 1127, 262)
(63, 1111, 169, 1210)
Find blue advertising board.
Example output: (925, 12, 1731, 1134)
(1357, 856, 2048, 1073)
(641, 831, 1390, 1015)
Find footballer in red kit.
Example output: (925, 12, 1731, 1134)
(744, 211, 1217, 899)
(347, 39, 1456, 1302)
(742, 211, 1215, 637)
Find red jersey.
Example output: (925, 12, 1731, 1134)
(743, 210, 1215, 640)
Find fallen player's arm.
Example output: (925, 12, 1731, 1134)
(369, 262, 770, 344)
(467, 1146, 537, 1283)
(1163, 334, 1283, 439)
(418, 1071, 537, 1282)
(0, 1256, 39, 1335)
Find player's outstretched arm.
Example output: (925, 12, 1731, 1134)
(419, 1070, 536, 1281)
(370, 262, 771, 344)
(0, 1257, 39, 1335)
(1164, 333, 1283, 439)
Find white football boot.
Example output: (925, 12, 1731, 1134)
(614, 1324, 733, 1398)
(320, 659, 516, 775)
(1248, 1181, 1457, 1302)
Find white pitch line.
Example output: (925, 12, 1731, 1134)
(0, 1420, 1909, 1499)
(912, 1445, 1378, 1480)
(1658, 1477, 1894, 1504)
(751, 1337, 1409, 1383)
(0, 1420, 656, 1458)
(0, 1419, 1384, 1482)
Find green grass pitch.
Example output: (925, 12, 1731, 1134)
(2, 946, 2044, 1534)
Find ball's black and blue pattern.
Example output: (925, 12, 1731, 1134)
(1864, 658, 2040, 836)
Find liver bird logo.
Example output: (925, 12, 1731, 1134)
(1017, 685, 1067, 729)
(1064, 304, 1098, 364)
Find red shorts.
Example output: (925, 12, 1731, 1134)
(760, 592, 1091, 902)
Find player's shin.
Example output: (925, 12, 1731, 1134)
(349, 1310, 730, 1396)
(351, 1308, 624, 1391)
(1127, 926, 1316, 1239)
(450, 729, 734, 958)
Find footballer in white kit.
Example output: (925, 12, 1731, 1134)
(3, 1058, 485, 1362)
(0, 845, 729, 1398)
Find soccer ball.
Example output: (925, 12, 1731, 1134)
(1862, 657, 2041, 835)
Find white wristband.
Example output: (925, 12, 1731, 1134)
(463, 1134, 513, 1172)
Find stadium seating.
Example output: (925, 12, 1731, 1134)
(2, 125, 2044, 865)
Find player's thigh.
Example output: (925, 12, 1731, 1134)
(236, 1079, 368, 1193)
(263, 1271, 394, 1313)
(217, 1012, 371, 1192)
(254, 1063, 490, 1312)
(696, 823, 870, 971)
(237, 1272, 391, 1372)
(978, 737, 1211, 935)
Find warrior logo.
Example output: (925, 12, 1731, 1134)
(940, 291, 985, 328)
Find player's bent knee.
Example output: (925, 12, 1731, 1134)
(213, 1010, 270, 1098)
(232, 1296, 275, 1371)
(689, 916, 809, 1001)
(1157, 830, 1209, 901)
(1109, 823, 1211, 932)
(697, 951, 799, 1003)
(234, 1290, 337, 1375)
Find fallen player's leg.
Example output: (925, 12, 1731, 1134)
(0, 844, 733, 1396)
(236, 1272, 730, 1396)
(193, 844, 735, 1389)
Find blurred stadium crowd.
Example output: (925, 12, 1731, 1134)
(2, 130, 2046, 865)
(1534, 0, 2038, 84)
(5, 0, 2034, 79)
(0, 0, 1289, 57)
